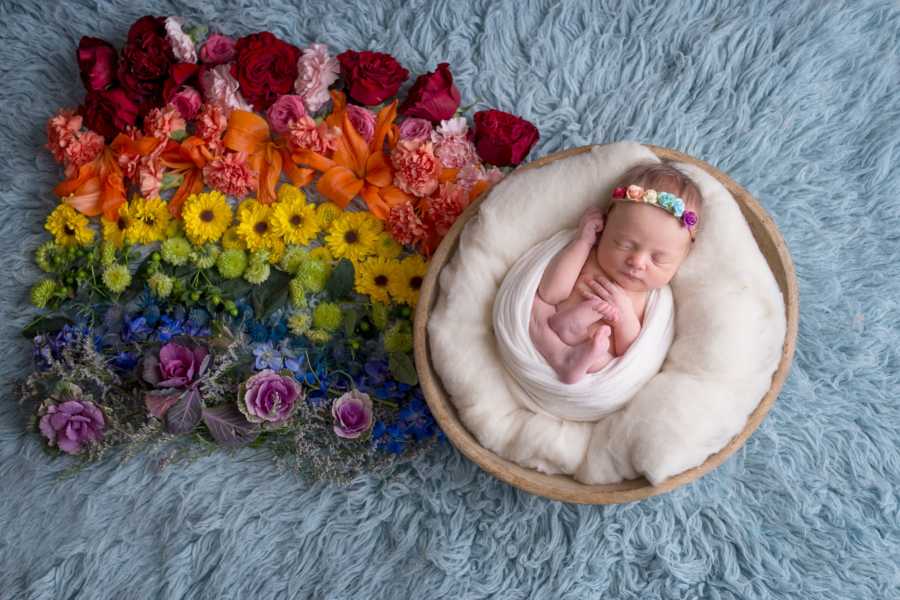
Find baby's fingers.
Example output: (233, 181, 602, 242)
(587, 280, 611, 299)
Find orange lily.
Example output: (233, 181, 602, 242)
(222, 110, 314, 205)
(160, 136, 213, 218)
(294, 91, 410, 220)
(54, 146, 127, 222)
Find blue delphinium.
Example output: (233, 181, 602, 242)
(253, 341, 284, 371)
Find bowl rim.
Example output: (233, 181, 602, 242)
(413, 143, 800, 504)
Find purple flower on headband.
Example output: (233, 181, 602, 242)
(682, 211, 698, 229)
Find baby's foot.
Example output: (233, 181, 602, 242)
(549, 298, 606, 345)
(558, 325, 612, 384)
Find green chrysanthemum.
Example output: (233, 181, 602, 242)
(217, 249, 247, 279)
(30, 279, 58, 308)
(243, 260, 271, 284)
(295, 258, 330, 293)
(306, 328, 332, 344)
(313, 302, 342, 332)
(383, 321, 413, 353)
(148, 272, 173, 299)
(35, 241, 58, 273)
(369, 302, 389, 330)
(287, 311, 312, 336)
(160, 236, 192, 266)
(289, 277, 308, 308)
(278, 245, 309, 274)
(102, 264, 132, 293)
(100, 241, 117, 266)
(192, 243, 221, 269)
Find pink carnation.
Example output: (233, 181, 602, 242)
(431, 117, 477, 168)
(266, 94, 307, 135)
(346, 104, 375, 143)
(294, 43, 340, 113)
(195, 104, 228, 154)
(201, 63, 252, 113)
(398, 118, 432, 142)
(143, 105, 186, 140)
(139, 156, 165, 199)
(203, 152, 257, 198)
(286, 115, 338, 154)
(199, 34, 237, 65)
(425, 183, 467, 236)
(46, 109, 105, 176)
(391, 139, 441, 198)
(456, 163, 504, 191)
(387, 201, 428, 246)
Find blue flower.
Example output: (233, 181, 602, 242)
(248, 321, 269, 344)
(122, 316, 152, 343)
(399, 397, 436, 441)
(156, 315, 185, 342)
(672, 198, 685, 218)
(253, 341, 284, 371)
(110, 351, 138, 372)
(658, 192, 675, 210)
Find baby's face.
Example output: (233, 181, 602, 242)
(594, 202, 692, 292)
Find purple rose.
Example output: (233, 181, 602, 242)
(346, 104, 376, 143)
(331, 389, 373, 439)
(143, 342, 209, 388)
(240, 369, 302, 426)
(199, 33, 237, 65)
(682, 210, 699, 229)
(398, 117, 432, 142)
(266, 94, 307, 135)
(39, 399, 106, 454)
(169, 85, 202, 120)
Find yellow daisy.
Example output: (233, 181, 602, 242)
(271, 197, 320, 245)
(277, 183, 307, 204)
(315, 201, 343, 229)
(355, 256, 402, 305)
(265, 237, 286, 265)
(101, 209, 135, 248)
(236, 202, 275, 251)
(182, 191, 233, 245)
(45, 204, 94, 247)
(389, 255, 428, 307)
(237, 198, 260, 221)
(221, 225, 246, 250)
(373, 232, 403, 260)
(129, 196, 170, 244)
(325, 212, 380, 263)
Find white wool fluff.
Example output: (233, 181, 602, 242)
(427, 141, 786, 485)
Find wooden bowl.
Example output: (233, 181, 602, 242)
(413, 144, 799, 504)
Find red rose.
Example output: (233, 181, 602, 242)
(81, 88, 140, 140)
(230, 32, 301, 112)
(472, 109, 539, 167)
(117, 16, 175, 103)
(77, 37, 118, 92)
(163, 62, 200, 103)
(399, 63, 461, 122)
(337, 50, 408, 106)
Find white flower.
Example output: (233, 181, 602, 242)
(165, 17, 197, 64)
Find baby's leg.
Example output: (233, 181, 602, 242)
(531, 295, 612, 384)
(548, 298, 605, 345)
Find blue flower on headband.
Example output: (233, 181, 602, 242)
(672, 198, 685, 218)
(658, 192, 675, 210)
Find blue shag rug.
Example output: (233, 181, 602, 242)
(2, 1, 899, 598)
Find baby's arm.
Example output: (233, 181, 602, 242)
(581, 279, 641, 356)
(536, 239, 593, 305)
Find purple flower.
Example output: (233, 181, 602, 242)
(682, 210, 699, 229)
(252, 341, 284, 371)
(240, 369, 302, 426)
(38, 399, 106, 454)
(143, 342, 209, 388)
(331, 389, 374, 439)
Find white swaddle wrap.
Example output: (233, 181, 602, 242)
(492, 228, 675, 422)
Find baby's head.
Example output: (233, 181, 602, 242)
(595, 162, 703, 292)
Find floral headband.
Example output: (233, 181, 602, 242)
(611, 185, 699, 239)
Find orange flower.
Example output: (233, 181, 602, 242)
(53, 145, 126, 222)
(294, 90, 411, 220)
(159, 136, 213, 218)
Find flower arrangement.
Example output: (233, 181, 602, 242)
(20, 15, 540, 482)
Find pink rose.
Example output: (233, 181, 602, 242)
(331, 389, 373, 439)
(294, 42, 340, 113)
(199, 34, 237, 65)
(346, 104, 376, 143)
(266, 94, 307, 135)
(398, 118, 432, 142)
(170, 85, 202, 120)
(391, 139, 441, 198)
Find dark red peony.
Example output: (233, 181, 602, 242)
(337, 50, 408, 106)
(116, 16, 175, 105)
(472, 109, 539, 167)
(230, 32, 301, 112)
(77, 37, 118, 92)
(81, 88, 140, 140)
(399, 63, 460, 122)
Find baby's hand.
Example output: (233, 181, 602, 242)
(585, 277, 631, 324)
(577, 207, 605, 245)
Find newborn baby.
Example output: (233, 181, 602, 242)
(529, 163, 703, 384)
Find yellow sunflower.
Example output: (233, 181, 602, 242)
(271, 197, 320, 245)
(237, 198, 260, 221)
(325, 211, 380, 263)
(182, 191, 233, 245)
(355, 256, 402, 304)
(236, 202, 275, 251)
(389, 255, 428, 307)
(101, 208, 135, 248)
(128, 196, 170, 244)
(315, 201, 343, 229)
(45, 204, 94, 247)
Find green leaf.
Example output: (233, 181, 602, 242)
(250, 269, 293, 320)
(201, 404, 260, 447)
(187, 24, 209, 44)
(326, 259, 355, 300)
(343, 306, 360, 338)
(22, 315, 74, 338)
(388, 352, 418, 386)
(160, 172, 184, 191)
(170, 130, 188, 142)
